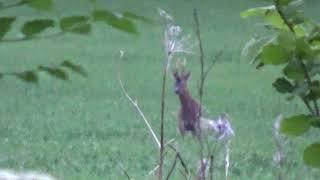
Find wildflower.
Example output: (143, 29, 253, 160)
(212, 113, 234, 141)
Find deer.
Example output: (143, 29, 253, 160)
(173, 70, 202, 136)
(173, 69, 234, 139)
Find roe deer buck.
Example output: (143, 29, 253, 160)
(173, 70, 201, 136)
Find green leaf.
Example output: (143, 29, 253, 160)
(38, 66, 68, 80)
(61, 60, 87, 77)
(279, 0, 294, 5)
(280, 114, 311, 136)
(59, 16, 91, 34)
(294, 24, 307, 37)
(69, 23, 91, 34)
(264, 10, 287, 30)
(123, 12, 152, 23)
(0, 73, 3, 79)
(242, 36, 272, 64)
(15, 71, 38, 83)
(283, 60, 305, 80)
(310, 116, 320, 128)
(23, 0, 53, 10)
(296, 38, 314, 59)
(306, 80, 320, 100)
(277, 31, 296, 51)
(240, 5, 275, 18)
(304, 143, 320, 168)
(21, 19, 54, 37)
(309, 27, 320, 42)
(92, 10, 138, 34)
(0, 17, 16, 40)
(273, 77, 294, 93)
(261, 43, 290, 65)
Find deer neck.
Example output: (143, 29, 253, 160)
(178, 90, 195, 108)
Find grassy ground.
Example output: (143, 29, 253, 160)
(1, 0, 320, 179)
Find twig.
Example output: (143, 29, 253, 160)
(274, 0, 319, 116)
(148, 165, 159, 176)
(209, 155, 214, 180)
(166, 154, 179, 180)
(193, 8, 206, 180)
(118, 74, 161, 149)
(159, 64, 168, 180)
(167, 144, 190, 176)
(117, 161, 133, 180)
(203, 50, 223, 81)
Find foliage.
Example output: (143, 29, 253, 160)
(242, 0, 320, 168)
(0, 0, 148, 82)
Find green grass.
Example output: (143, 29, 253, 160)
(1, 0, 320, 179)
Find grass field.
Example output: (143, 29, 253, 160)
(1, 0, 320, 179)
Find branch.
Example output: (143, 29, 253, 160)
(118, 74, 161, 149)
(159, 65, 168, 180)
(203, 50, 223, 81)
(166, 154, 179, 180)
(193, 8, 206, 180)
(117, 161, 133, 180)
(209, 155, 214, 180)
(167, 144, 190, 176)
(274, 0, 319, 115)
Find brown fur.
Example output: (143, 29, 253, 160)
(173, 70, 201, 136)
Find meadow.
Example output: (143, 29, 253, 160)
(0, 0, 320, 179)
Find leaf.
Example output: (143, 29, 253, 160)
(38, 66, 68, 80)
(304, 143, 320, 168)
(242, 36, 272, 64)
(296, 38, 314, 59)
(0, 73, 3, 79)
(264, 10, 288, 30)
(280, 114, 311, 136)
(309, 27, 320, 42)
(123, 12, 152, 23)
(261, 43, 290, 65)
(69, 23, 91, 34)
(277, 31, 296, 51)
(61, 60, 87, 77)
(273, 77, 294, 93)
(23, 0, 53, 10)
(310, 116, 320, 128)
(283, 60, 305, 80)
(240, 5, 275, 18)
(59, 16, 91, 34)
(15, 71, 38, 83)
(0, 17, 16, 40)
(92, 10, 138, 34)
(279, 0, 294, 5)
(305, 80, 320, 100)
(21, 19, 55, 37)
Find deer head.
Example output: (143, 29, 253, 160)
(173, 70, 190, 95)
